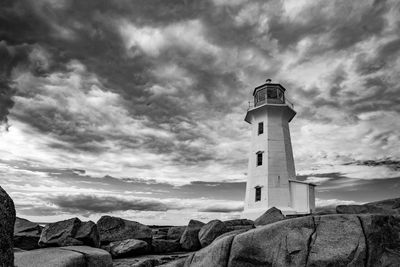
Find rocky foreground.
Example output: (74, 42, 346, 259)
(1, 186, 400, 266)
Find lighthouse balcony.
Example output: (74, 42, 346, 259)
(249, 83, 294, 110)
(248, 97, 295, 110)
(248, 98, 294, 110)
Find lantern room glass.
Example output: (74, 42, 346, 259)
(254, 86, 285, 107)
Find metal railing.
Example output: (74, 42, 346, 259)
(247, 97, 295, 110)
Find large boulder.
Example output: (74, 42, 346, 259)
(358, 214, 400, 266)
(254, 206, 285, 226)
(97, 216, 152, 244)
(14, 217, 42, 250)
(185, 232, 234, 267)
(152, 227, 170, 240)
(167, 226, 186, 241)
(14, 246, 112, 267)
(198, 220, 227, 247)
(223, 219, 255, 232)
(178, 214, 400, 266)
(151, 239, 181, 253)
(75, 221, 100, 248)
(228, 215, 315, 266)
(39, 218, 100, 248)
(337, 198, 400, 215)
(105, 239, 149, 258)
(214, 229, 249, 242)
(179, 220, 204, 251)
(306, 215, 366, 266)
(0, 186, 16, 267)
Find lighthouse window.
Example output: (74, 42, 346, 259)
(258, 122, 264, 135)
(255, 187, 261, 202)
(277, 89, 284, 102)
(267, 87, 277, 99)
(258, 89, 266, 102)
(256, 152, 263, 166)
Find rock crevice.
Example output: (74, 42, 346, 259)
(357, 215, 369, 266)
(304, 215, 317, 266)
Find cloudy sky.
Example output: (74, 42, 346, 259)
(0, 0, 399, 225)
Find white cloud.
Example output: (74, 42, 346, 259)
(119, 19, 219, 57)
(316, 198, 362, 207)
(304, 176, 332, 185)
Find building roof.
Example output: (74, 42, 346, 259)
(252, 83, 287, 96)
(288, 179, 316, 187)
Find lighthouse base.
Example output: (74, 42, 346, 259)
(242, 180, 316, 220)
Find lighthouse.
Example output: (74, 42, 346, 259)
(243, 80, 315, 219)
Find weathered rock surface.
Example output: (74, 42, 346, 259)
(186, 233, 234, 267)
(151, 227, 170, 240)
(359, 214, 400, 266)
(14, 246, 112, 267)
(97, 216, 152, 244)
(0, 186, 16, 267)
(337, 197, 400, 215)
(75, 221, 100, 247)
(214, 229, 248, 242)
(14, 217, 42, 250)
(62, 246, 113, 267)
(159, 257, 186, 267)
(105, 239, 149, 258)
(198, 219, 227, 247)
(152, 239, 182, 253)
(179, 220, 204, 251)
(306, 215, 366, 266)
(223, 219, 255, 231)
(39, 217, 100, 247)
(174, 214, 400, 267)
(113, 253, 191, 267)
(167, 226, 186, 241)
(254, 206, 285, 226)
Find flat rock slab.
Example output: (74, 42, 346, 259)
(14, 246, 112, 267)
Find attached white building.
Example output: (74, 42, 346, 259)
(242, 81, 315, 220)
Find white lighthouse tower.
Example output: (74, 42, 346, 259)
(243, 80, 315, 219)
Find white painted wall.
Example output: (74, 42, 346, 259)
(243, 104, 297, 218)
(290, 182, 308, 213)
(243, 102, 316, 219)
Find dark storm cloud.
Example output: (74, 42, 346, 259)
(16, 204, 59, 217)
(354, 38, 400, 77)
(1, 159, 246, 201)
(298, 171, 400, 203)
(344, 159, 400, 171)
(48, 194, 172, 213)
(199, 206, 243, 213)
(0, 0, 242, 160)
(269, 0, 388, 52)
(2, 0, 396, 148)
(0, 41, 29, 127)
(348, 77, 400, 114)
